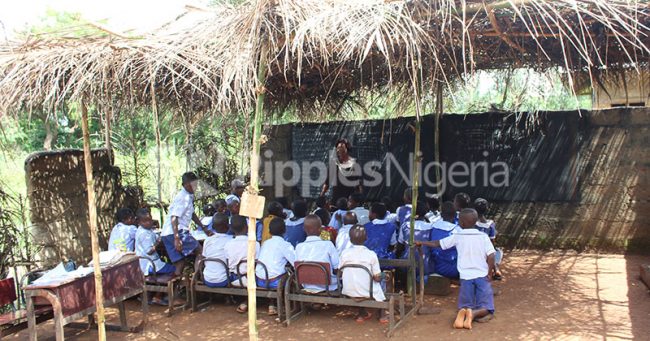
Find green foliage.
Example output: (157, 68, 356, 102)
(19, 9, 107, 38)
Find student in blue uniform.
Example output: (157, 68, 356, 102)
(429, 201, 462, 279)
(474, 198, 502, 280)
(453, 192, 471, 224)
(417, 208, 496, 330)
(108, 208, 137, 252)
(255, 217, 295, 315)
(328, 197, 349, 230)
(284, 199, 308, 247)
(396, 188, 413, 226)
(364, 202, 397, 260)
(398, 201, 433, 274)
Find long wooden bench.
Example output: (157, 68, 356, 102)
(190, 258, 287, 317)
(139, 257, 188, 317)
(283, 252, 424, 337)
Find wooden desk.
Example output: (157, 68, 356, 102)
(24, 255, 148, 341)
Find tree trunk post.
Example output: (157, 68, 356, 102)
(80, 100, 107, 341)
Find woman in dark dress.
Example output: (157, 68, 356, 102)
(320, 138, 363, 202)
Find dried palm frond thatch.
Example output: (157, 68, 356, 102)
(0, 0, 648, 117)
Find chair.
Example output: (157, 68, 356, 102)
(139, 257, 188, 317)
(0, 278, 52, 339)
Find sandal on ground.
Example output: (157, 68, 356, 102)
(379, 316, 390, 325)
(355, 312, 373, 323)
(268, 305, 278, 316)
(237, 303, 248, 313)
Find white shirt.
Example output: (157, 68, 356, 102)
(162, 188, 195, 236)
(135, 227, 167, 275)
(283, 208, 294, 220)
(224, 235, 260, 286)
(295, 236, 340, 292)
(108, 223, 137, 252)
(328, 209, 347, 230)
(335, 224, 354, 254)
(350, 206, 370, 225)
(255, 236, 295, 280)
(440, 229, 496, 280)
(202, 233, 233, 284)
(340, 245, 386, 301)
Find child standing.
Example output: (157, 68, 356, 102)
(340, 225, 389, 324)
(202, 213, 232, 288)
(284, 199, 308, 247)
(108, 208, 137, 252)
(224, 215, 260, 313)
(474, 198, 502, 280)
(135, 208, 175, 305)
(364, 202, 397, 259)
(295, 215, 339, 293)
(417, 208, 496, 330)
(255, 217, 295, 315)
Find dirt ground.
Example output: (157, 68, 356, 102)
(8, 250, 650, 341)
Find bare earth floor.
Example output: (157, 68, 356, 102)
(8, 251, 650, 341)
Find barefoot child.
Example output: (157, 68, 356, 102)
(417, 208, 496, 330)
(255, 217, 295, 315)
(340, 224, 389, 324)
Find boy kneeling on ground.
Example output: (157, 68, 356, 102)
(340, 224, 390, 324)
(417, 208, 496, 330)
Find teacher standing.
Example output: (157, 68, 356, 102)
(320, 138, 363, 202)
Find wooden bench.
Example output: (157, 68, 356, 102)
(190, 259, 287, 317)
(0, 277, 53, 339)
(283, 254, 424, 337)
(139, 257, 188, 317)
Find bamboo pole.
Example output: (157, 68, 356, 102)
(246, 43, 268, 341)
(104, 103, 113, 160)
(80, 100, 107, 341)
(407, 69, 423, 298)
(151, 76, 164, 225)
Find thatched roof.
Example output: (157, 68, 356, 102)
(0, 0, 648, 117)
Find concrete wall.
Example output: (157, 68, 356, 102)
(494, 108, 650, 252)
(25, 149, 129, 266)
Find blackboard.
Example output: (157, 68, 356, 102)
(285, 112, 585, 203)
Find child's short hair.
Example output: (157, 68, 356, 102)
(203, 203, 216, 216)
(370, 202, 387, 220)
(214, 199, 227, 209)
(266, 201, 284, 217)
(213, 213, 230, 233)
(181, 172, 198, 185)
(349, 192, 365, 207)
(426, 194, 440, 212)
(454, 192, 471, 209)
(116, 208, 134, 223)
(474, 198, 489, 215)
(268, 217, 286, 236)
(335, 197, 348, 211)
(343, 211, 358, 225)
(349, 224, 367, 245)
(415, 200, 428, 218)
(440, 201, 456, 220)
(230, 215, 247, 234)
(292, 199, 308, 218)
(314, 207, 331, 226)
(135, 208, 150, 221)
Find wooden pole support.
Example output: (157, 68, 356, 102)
(80, 100, 107, 341)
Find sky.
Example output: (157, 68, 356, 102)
(0, 0, 209, 38)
